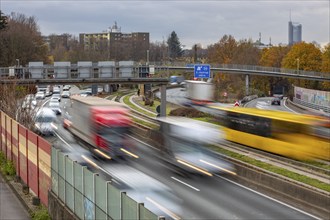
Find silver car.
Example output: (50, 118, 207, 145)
(49, 100, 62, 115)
(33, 108, 57, 136)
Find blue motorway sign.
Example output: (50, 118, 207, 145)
(194, 64, 210, 78)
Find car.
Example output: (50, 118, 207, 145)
(53, 87, 61, 94)
(63, 85, 71, 91)
(48, 100, 62, 115)
(51, 93, 61, 102)
(80, 90, 92, 97)
(33, 107, 57, 136)
(62, 113, 72, 129)
(61, 90, 71, 98)
(271, 97, 281, 105)
(35, 91, 45, 100)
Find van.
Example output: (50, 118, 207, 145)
(33, 107, 57, 136)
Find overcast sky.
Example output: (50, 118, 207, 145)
(1, 0, 329, 48)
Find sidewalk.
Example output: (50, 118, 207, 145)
(0, 173, 30, 220)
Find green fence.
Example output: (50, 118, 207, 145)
(51, 147, 159, 220)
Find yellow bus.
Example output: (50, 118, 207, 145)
(208, 105, 330, 161)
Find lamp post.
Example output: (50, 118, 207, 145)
(296, 58, 299, 73)
(146, 50, 149, 65)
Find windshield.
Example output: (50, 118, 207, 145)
(49, 101, 59, 107)
(168, 137, 202, 154)
(35, 116, 54, 123)
(97, 126, 131, 143)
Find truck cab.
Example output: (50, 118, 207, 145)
(156, 117, 236, 177)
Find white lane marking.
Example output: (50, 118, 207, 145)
(215, 174, 322, 220)
(171, 177, 200, 192)
(283, 99, 299, 114)
(54, 132, 74, 151)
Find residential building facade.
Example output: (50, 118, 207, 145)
(79, 23, 149, 61)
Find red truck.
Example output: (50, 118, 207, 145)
(66, 96, 137, 160)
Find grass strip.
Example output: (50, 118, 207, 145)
(208, 145, 330, 192)
(123, 95, 157, 117)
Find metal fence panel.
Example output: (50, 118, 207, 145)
(51, 148, 58, 173)
(95, 205, 107, 220)
(66, 181, 74, 211)
(95, 175, 107, 213)
(65, 157, 74, 211)
(51, 170, 58, 196)
(122, 193, 138, 220)
(139, 204, 158, 220)
(58, 175, 65, 203)
(74, 162, 83, 193)
(65, 157, 74, 185)
(84, 197, 95, 220)
(107, 183, 121, 220)
(74, 189, 84, 220)
(83, 167, 94, 202)
(58, 152, 66, 178)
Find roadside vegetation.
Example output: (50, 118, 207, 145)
(208, 145, 330, 192)
(0, 151, 16, 176)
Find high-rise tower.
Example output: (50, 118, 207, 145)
(288, 12, 302, 45)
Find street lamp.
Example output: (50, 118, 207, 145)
(296, 58, 300, 73)
(146, 50, 149, 65)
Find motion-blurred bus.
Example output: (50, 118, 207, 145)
(207, 105, 330, 161)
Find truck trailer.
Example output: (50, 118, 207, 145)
(185, 80, 215, 105)
(67, 96, 137, 160)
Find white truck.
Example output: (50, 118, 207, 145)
(185, 80, 215, 105)
(155, 117, 236, 177)
(67, 96, 136, 159)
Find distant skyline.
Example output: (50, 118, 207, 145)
(1, 0, 329, 48)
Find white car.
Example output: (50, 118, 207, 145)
(35, 91, 45, 100)
(61, 91, 71, 98)
(49, 100, 62, 115)
(33, 107, 57, 136)
(51, 94, 61, 102)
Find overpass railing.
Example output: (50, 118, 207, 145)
(150, 62, 330, 79)
(1, 62, 329, 80)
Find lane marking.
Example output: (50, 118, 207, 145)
(215, 174, 322, 220)
(283, 99, 299, 114)
(54, 132, 74, 151)
(171, 177, 200, 191)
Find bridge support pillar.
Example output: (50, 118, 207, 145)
(245, 74, 249, 95)
(160, 85, 167, 117)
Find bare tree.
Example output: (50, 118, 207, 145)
(0, 12, 49, 67)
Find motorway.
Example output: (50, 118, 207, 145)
(38, 86, 321, 219)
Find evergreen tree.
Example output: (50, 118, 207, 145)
(0, 10, 8, 30)
(167, 31, 183, 60)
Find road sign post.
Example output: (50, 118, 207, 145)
(194, 64, 210, 79)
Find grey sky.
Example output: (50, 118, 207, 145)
(1, 0, 329, 48)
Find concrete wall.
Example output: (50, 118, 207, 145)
(48, 190, 79, 220)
